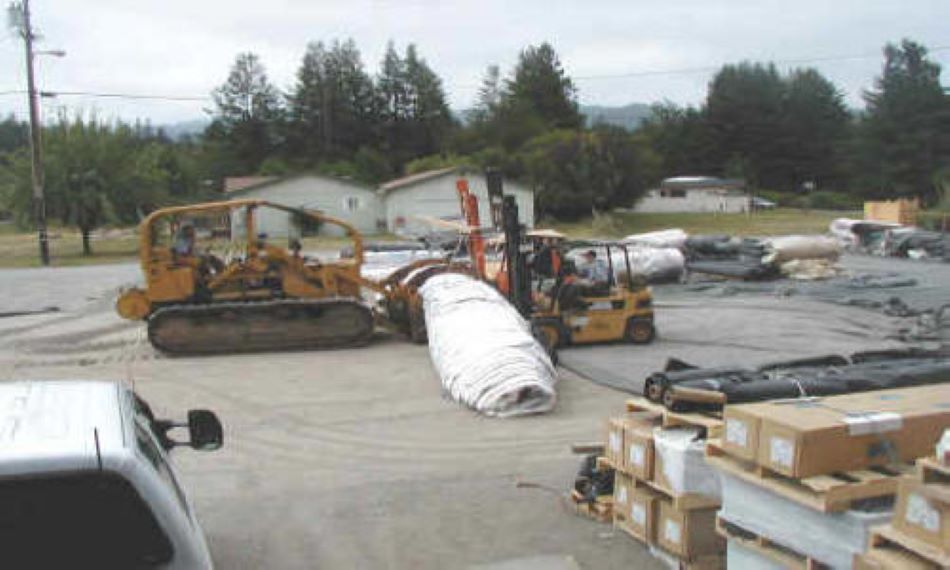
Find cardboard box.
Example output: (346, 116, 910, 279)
(623, 417, 656, 480)
(619, 485, 662, 544)
(721, 407, 761, 462)
(893, 476, 950, 552)
(605, 416, 626, 467)
(613, 471, 633, 516)
(725, 385, 950, 478)
(656, 499, 723, 560)
(605, 412, 659, 472)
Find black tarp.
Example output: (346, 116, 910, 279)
(655, 351, 950, 412)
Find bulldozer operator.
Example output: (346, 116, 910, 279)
(171, 223, 224, 276)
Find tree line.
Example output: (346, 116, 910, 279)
(0, 37, 947, 251)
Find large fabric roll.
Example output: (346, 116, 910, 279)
(419, 273, 557, 417)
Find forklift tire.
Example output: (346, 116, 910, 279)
(408, 307, 428, 344)
(531, 322, 561, 365)
(626, 317, 655, 345)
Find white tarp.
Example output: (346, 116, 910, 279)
(653, 427, 722, 499)
(717, 469, 891, 569)
(761, 235, 842, 264)
(359, 250, 446, 281)
(829, 218, 862, 249)
(419, 273, 557, 417)
(610, 247, 685, 283)
(621, 228, 688, 250)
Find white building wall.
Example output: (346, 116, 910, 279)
(634, 189, 750, 213)
(230, 176, 381, 238)
(384, 173, 534, 235)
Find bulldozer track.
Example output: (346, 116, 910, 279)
(147, 298, 375, 355)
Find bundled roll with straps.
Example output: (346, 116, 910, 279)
(419, 273, 557, 417)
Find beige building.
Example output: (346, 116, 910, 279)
(379, 167, 534, 235)
(635, 176, 749, 214)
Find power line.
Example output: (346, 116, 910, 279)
(1, 44, 948, 102)
(570, 45, 950, 81)
(0, 89, 208, 101)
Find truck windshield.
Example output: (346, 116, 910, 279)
(0, 472, 173, 567)
(135, 422, 192, 518)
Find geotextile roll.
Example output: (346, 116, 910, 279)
(419, 273, 557, 417)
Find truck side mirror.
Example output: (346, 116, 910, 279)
(187, 410, 223, 451)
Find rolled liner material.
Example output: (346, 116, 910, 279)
(419, 273, 557, 417)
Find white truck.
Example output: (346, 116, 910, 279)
(0, 380, 223, 569)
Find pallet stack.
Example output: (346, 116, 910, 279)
(603, 397, 725, 569)
(706, 384, 950, 568)
(855, 456, 949, 569)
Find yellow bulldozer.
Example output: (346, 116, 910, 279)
(117, 199, 383, 354)
(117, 198, 475, 354)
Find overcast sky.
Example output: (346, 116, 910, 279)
(2, 0, 948, 126)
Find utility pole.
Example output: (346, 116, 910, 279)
(17, 0, 50, 265)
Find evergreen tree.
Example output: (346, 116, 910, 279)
(779, 69, 850, 191)
(705, 62, 785, 188)
(506, 43, 582, 131)
(857, 39, 950, 201)
(402, 44, 454, 158)
(288, 39, 377, 162)
(208, 52, 283, 176)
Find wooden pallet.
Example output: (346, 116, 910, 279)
(597, 455, 720, 510)
(866, 525, 949, 569)
(716, 515, 828, 569)
(674, 554, 725, 570)
(705, 439, 912, 512)
(918, 456, 950, 485)
(570, 489, 613, 523)
(626, 396, 723, 439)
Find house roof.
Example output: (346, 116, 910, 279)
(661, 176, 745, 190)
(225, 172, 375, 197)
(378, 167, 459, 194)
(224, 176, 278, 193)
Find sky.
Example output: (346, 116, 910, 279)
(1, 0, 948, 126)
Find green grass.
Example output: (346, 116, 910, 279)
(0, 226, 140, 268)
(549, 208, 858, 240)
(0, 209, 856, 268)
(0, 225, 407, 268)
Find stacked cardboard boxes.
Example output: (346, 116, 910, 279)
(708, 385, 950, 568)
(855, 456, 950, 569)
(606, 401, 725, 567)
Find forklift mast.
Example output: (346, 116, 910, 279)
(502, 195, 532, 317)
(455, 178, 486, 278)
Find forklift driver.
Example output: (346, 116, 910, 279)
(577, 249, 610, 287)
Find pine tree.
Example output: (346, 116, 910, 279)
(208, 53, 283, 175)
(857, 39, 950, 201)
(288, 39, 377, 162)
(505, 43, 582, 131)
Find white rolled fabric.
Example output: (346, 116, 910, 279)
(419, 273, 557, 417)
(761, 235, 842, 264)
(620, 228, 688, 250)
(610, 247, 685, 283)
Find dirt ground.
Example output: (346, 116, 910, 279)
(0, 254, 946, 569)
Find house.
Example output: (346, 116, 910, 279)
(635, 176, 749, 214)
(225, 174, 382, 238)
(379, 167, 535, 235)
(223, 176, 278, 194)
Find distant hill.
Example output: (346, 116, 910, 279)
(580, 103, 653, 130)
(160, 118, 209, 141)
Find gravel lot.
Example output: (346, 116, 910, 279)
(0, 254, 946, 569)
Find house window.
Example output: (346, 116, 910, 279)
(343, 196, 361, 212)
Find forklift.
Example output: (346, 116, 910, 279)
(497, 195, 656, 353)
